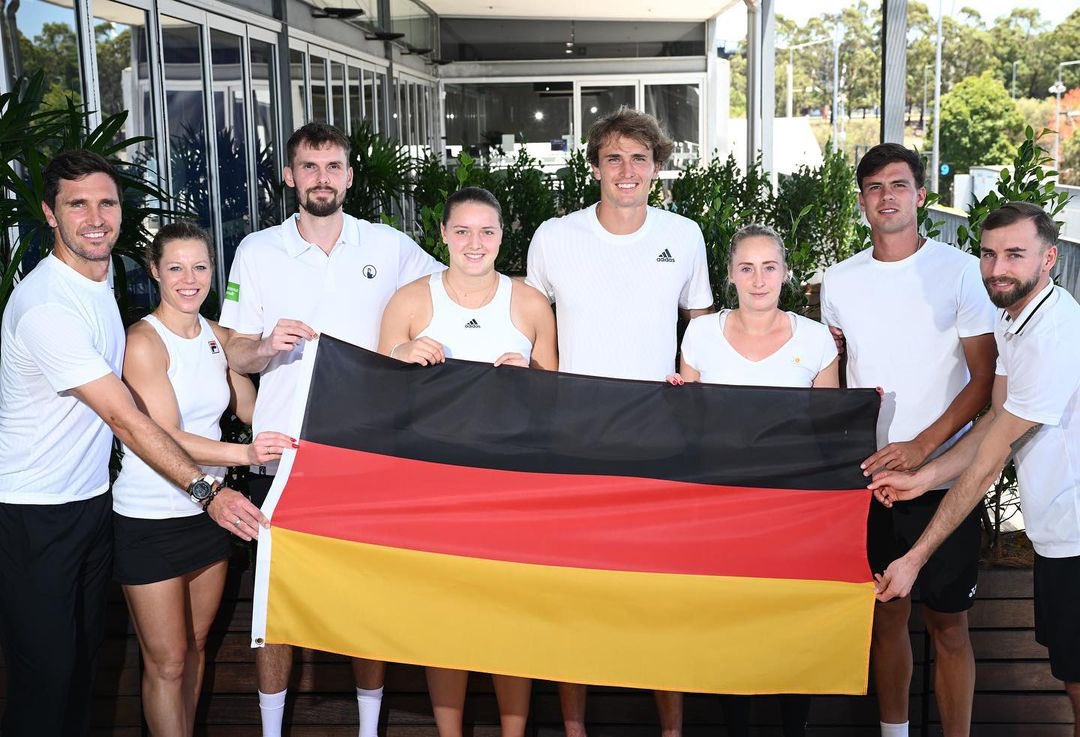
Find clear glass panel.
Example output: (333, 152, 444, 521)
(581, 84, 635, 137)
(421, 85, 431, 152)
(644, 83, 701, 169)
(250, 38, 282, 229)
(161, 17, 211, 229)
(376, 71, 389, 135)
(210, 28, 250, 275)
(364, 69, 380, 132)
(2, 0, 81, 108)
(390, 76, 402, 140)
(310, 55, 328, 123)
(290, 48, 307, 127)
(93, 0, 155, 168)
(443, 82, 573, 164)
(330, 61, 345, 129)
(390, 0, 433, 53)
(348, 65, 363, 131)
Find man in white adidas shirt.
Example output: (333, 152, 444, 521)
(873, 202, 1080, 737)
(0, 150, 262, 737)
(820, 143, 997, 737)
(526, 108, 713, 737)
(220, 122, 442, 737)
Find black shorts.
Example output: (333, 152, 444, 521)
(114, 512, 231, 585)
(867, 489, 981, 613)
(1034, 551, 1080, 683)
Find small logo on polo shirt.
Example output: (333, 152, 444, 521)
(207, 340, 221, 355)
(656, 249, 675, 263)
(363, 265, 377, 279)
(464, 319, 481, 328)
(969, 584, 977, 599)
(792, 355, 801, 365)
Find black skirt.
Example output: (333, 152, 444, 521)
(113, 511, 232, 585)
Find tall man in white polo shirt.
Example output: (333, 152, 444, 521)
(526, 108, 713, 737)
(873, 202, 1080, 736)
(0, 150, 264, 737)
(220, 122, 442, 737)
(820, 143, 997, 737)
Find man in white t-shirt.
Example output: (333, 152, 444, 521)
(873, 202, 1080, 736)
(526, 108, 713, 737)
(219, 122, 442, 737)
(0, 151, 263, 737)
(820, 143, 997, 737)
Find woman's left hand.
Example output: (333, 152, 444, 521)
(494, 352, 529, 368)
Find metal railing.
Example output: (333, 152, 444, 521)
(928, 204, 1080, 302)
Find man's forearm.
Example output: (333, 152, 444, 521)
(914, 408, 995, 490)
(112, 406, 203, 489)
(909, 425, 1011, 564)
(225, 334, 271, 374)
(912, 372, 993, 458)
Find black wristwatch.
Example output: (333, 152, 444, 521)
(187, 474, 221, 509)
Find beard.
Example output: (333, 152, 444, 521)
(300, 187, 344, 218)
(983, 273, 1040, 309)
(55, 221, 117, 262)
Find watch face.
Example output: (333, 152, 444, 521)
(189, 479, 213, 501)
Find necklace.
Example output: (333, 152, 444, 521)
(443, 271, 499, 309)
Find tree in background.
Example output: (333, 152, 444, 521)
(937, 71, 1024, 173)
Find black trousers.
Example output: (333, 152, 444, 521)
(0, 493, 113, 737)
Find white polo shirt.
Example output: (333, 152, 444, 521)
(820, 239, 997, 456)
(0, 254, 125, 504)
(994, 282, 1080, 558)
(526, 204, 713, 381)
(219, 214, 443, 457)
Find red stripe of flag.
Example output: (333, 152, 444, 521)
(273, 441, 871, 583)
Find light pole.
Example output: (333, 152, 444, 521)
(1052, 60, 1080, 172)
(779, 38, 829, 118)
(930, 0, 944, 194)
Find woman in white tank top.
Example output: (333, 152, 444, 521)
(669, 224, 838, 737)
(115, 223, 294, 737)
(378, 188, 557, 737)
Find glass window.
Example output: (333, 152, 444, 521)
(250, 38, 282, 229)
(348, 65, 363, 132)
(582, 84, 635, 137)
(376, 71, 388, 135)
(310, 55, 328, 123)
(210, 29, 251, 275)
(366, 70, 381, 132)
(3, 0, 81, 107)
(330, 61, 345, 129)
(444, 82, 572, 162)
(644, 83, 701, 169)
(390, 0, 433, 54)
(93, 0, 155, 167)
(161, 17, 211, 230)
(290, 48, 307, 127)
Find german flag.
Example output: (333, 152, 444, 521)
(252, 336, 879, 695)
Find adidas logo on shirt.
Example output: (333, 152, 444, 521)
(464, 319, 481, 328)
(656, 249, 675, 263)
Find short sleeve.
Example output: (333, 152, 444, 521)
(525, 225, 555, 303)
(680, 315, 706, 370)
(994, 332, 1007, 377)
(218, 241, 264, 335)
(397, 232, 444, 287)
(955, 258, 996, 338)
(812, 320, 839, 373)
(1002, 328, 1080, 426)
(679, 225, 714, 310)
(819, 271, 840, 329)
(16, 305, 114, 392)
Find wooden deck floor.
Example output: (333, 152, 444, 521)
(1, 554, 1071, 735)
